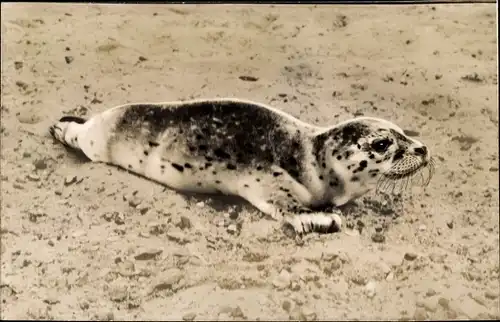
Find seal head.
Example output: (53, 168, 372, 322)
(314, 117, 434, 206)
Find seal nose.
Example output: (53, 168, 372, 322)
(414, 146, 427, 157)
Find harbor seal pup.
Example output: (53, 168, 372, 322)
(49, 98, 434, 237)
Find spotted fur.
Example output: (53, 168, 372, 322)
(49, 98, 433, 237)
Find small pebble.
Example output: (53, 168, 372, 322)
(13, 183, 24, 190)
(371, 232, 385, 243)
(272, 270, 292, 290)
(166, 231, 190, 245)
(364, 281, 376, 298)
(469, 293, 487, 306)
(64, 175, 77, 186)
(177, 216, 192, 230)
(282, 300, 292, 312)
(43, 296, 60, 305)
(182, 312, 196, 321)
(72, 230, 86, 238)
(128, 196, 142, 207)
(485, 290, 499, 300)
(96, 312, 114, 321)
(148, 222, 166, 235)
(79, 300, 90, 310)
(290, 281, 301, 291)
(26, 173, 40, 182)
(438, 297, 450, 309)
(136, 203, 149, 215)
(226, 224, 238, 235)
(64, 56, 74, 64)
(413, 307, 427, 320)
(299, 306, 317, 321)
(114, 212, 125, 225)
(417, 298, 438, 312)
(33, 159, 48, 170)
(134, 249, 162, 261)
(404, 252, 418, 261)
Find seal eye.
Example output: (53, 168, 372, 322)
(371, 139, 392, 153)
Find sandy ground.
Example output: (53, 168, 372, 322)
(1, 3, 499, 321)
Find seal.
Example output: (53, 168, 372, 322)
(49, 98, 434, 237)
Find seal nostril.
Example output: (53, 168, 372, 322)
(414, 146, 427, 156)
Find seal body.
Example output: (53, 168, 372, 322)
(50, 98, 433, 236)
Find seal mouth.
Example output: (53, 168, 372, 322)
(376, 157, 435, 194)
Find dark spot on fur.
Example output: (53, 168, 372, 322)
(184, 163, 192, 169)
(212, 171, 217, 175)
(370, 173, 378, 177)
(273, 172, 283, 177)
(331, 149, 338, 156)
(205, 156, 214, 162)
(59, 115, 86, 124)
(148, 141, 159, 147)
(393, 148, 405, 161)
(390, 129, 412, 144)
(321, 162, 326, 168)
(287, 193, 293, 198)
(376, 160, 382, 164)
(128, 164, 132, 169)
(171, 163, 184, 172)
(357, 144, 361, 149)
(344, 151, 353, 159)
(215, 180, 221, 184)
(161, 165, 165, 169)
(256, 165, 263, 171)
(139, 159, 143, 164)
(227, 164, 237, 170)
(143, 150, 149, 156)
(198, 144, 207, 151)
(256, 178, 261, 182)
(90, 140, 94, 146)
(205, 162, 212, 168)
(369, 153, 375, 159)
(336, 155, 342, 160)
(329, 180, 338, 187)
(351, 176, 359, 182)
(357, 160, 368, 172)
(188, 146, 196, 152)
(319, 175, 324, 180)
(196, 134, 203, 140)
(214, 148, 231, 160)
(244, 184, 249, 188)
(197, 182, 202, 186)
